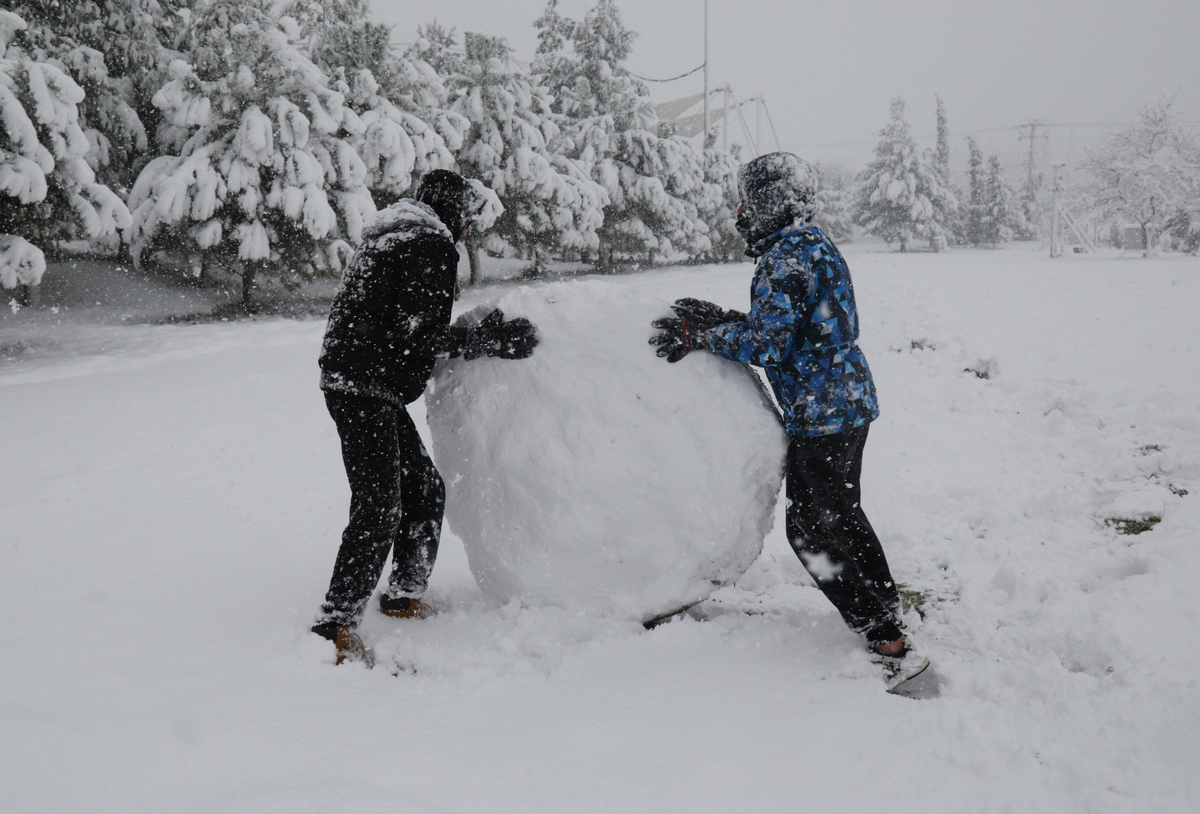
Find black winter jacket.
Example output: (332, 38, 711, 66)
(319, 200, 469, 406)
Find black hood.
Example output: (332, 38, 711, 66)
(415, 169, 480, 239)
(736, 152, 817, 250)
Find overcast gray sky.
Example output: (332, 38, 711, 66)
(368, 0, 1200, 174)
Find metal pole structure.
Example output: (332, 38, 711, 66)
(722, 85, 729, 150)
(703, 0, 709, 150)
(761, 100, 783, 152)
(756, 97, 762, 154)
(1050, 165, 1062, 258)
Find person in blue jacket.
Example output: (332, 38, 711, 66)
(650, 152, 929, 691)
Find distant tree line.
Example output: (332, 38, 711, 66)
(847, 94, 1200, 256)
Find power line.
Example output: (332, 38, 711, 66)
(628, 64, 704, 83)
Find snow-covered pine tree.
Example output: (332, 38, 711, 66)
(964, 136, 985, 247)
(1080, 99, 1200, 256)
(695, 140, 742, 261)
(0, 10, 131, 293)
(279, 0, 377, 78)
(934, 95, 951, 186)
(126, 0, 375, 306)
(531, 0, 577, 101)
(980, 154, 1023, 246)
(413, 20, 465, 80)
(812, 162, 856, 243)
(446, 30, 605, 270)
(853, 97, 954, 252)
(6, 0, 178, 202)
(533, 0, 710, 266)
(283, 2, 468, 206)
(1019, 134, 1044, 240)
(929, 94, 958, 247)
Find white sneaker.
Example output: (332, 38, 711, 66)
(876, 638, 930, 692)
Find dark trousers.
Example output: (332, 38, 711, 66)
(318, 392, 445, 626)
(786, 425, 903, 645)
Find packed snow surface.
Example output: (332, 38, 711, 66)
(426, 280, 787, 622)
(1, 246, 1199, 813)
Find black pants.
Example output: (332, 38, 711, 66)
(786, 425, 903, 645)
(317, 393, 445, 626)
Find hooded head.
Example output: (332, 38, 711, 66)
(415, 169, 481, 239)
(735, 152, 817, 247)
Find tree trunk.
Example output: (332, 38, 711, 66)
(242, 262, 258, 310)
(17, 283, 39, 308)
(117, 230, 132, 267)
(1141, 223, 1155, 257)
(465, 236, 481, 286)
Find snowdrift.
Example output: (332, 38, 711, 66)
(426, 280, 788, 622)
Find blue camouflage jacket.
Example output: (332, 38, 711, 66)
(705, 223, 879, 437)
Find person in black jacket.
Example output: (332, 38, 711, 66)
(312, 170, 537, 665)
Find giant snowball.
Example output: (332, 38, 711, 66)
(426, 280, 788, 623)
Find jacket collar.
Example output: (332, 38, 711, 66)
(361, 199, 452, 243)
(745, 220, 820, 257)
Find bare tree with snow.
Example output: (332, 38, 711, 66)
(1080, 99, 1200, 256)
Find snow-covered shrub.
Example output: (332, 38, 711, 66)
(0, 10, 131, 289)
(127, 0, 375, 304)
(0, 234, 45, 290)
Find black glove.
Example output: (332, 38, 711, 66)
(464, 308, 539, 360)
(648, 315, 698, 363)
(649, 297, 746, 363)
(671, 297, 746, 331)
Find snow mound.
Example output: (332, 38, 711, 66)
(426, 280, 788, 623)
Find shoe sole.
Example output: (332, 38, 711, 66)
(885, 655, 930, 692)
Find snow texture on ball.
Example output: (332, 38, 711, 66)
(426, 280, 788, 623)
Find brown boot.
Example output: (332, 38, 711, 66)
(311, 621, 375, 667)
(379, 595, 432, 619)
(334, 625, 375, 667)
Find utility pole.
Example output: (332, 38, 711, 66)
(1018, 120, 1048, 215)
(702, 0, 709, 150)
(1017, 121, 1044, 185)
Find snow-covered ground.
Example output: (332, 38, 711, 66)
(2, 245, 1198, 813)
